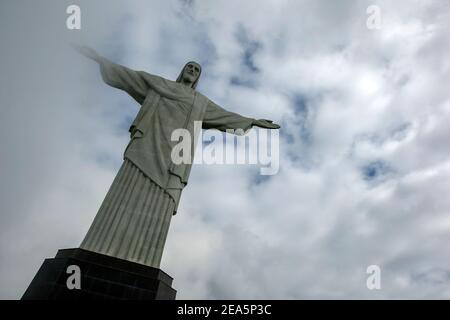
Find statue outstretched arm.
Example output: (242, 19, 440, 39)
(202, 100, 280, 134)
(252, 119, 280, 129)
(74, 45, 152, 105)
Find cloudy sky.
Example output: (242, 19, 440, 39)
(1, 0, 450, 299)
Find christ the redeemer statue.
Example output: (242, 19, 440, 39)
(75, 46, 280, 269)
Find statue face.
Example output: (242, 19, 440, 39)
(182, 62, 201, 85)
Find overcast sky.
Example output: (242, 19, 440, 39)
(1, 0, 450, 299)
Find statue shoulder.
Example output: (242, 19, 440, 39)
(196, 91, 209, 100)
(138, 71, 182, 95)
(138, 70, 167, 85)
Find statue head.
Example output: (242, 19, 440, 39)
(176, 61, 202, 89)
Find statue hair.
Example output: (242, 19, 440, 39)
(176, 61, 202, 89)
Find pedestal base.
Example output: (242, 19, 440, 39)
(22, 248, 176, 300)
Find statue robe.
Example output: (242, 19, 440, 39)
(80, 57, 255, 267)
(99, 57, 255, 214)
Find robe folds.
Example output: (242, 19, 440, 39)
(80, 159, 176, 267)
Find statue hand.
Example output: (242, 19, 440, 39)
(253, 119, 280, 129)
(72, 44, 101, 62)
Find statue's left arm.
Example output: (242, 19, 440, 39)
(74, 45, 158, 105)
(203, 100, 280, 134)
(97, 58, 153, 105)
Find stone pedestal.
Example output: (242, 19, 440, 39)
(22, 248, 176, 300)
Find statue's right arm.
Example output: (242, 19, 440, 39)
(74, 45, 151, 105)
(73, 45, 102, 62)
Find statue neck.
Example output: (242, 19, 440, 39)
(181, 79, 194, 88)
